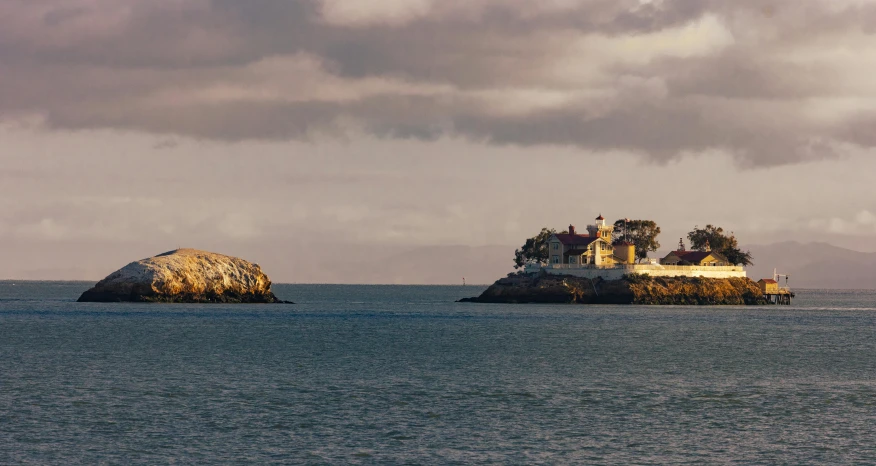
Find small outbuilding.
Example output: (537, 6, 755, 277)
(661, 250, 730, 266)
(612, 242, 636, 265)
(757, 279, 779, 294)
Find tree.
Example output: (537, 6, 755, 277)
(513, 228, 562, 269)
(687, 225, 753, 266)
(612, 219, 661, 263)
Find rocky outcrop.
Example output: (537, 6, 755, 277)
(459, 272, 767, 305)
(78, 249, 291, 303)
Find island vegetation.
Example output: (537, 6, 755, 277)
(513, 227, 565, 269)
(612, 219, 661, 262)
(513, 220, 754, 268)
(687, 225, 753, 266)
(514, 218, 662, 268)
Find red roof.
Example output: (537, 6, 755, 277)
(596, 214, 604, 220)
(554, 234, 599, 246)
(667, 250, 726, 263)
(759, 279, 777, 284)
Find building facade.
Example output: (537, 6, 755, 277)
(757, 279, 779, 294)
(546, 215, 634, 268)
(536, 214, 747, 279)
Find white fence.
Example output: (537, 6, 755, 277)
(630, 265, 745, 272)
(541, 263, 747, 279)
(547, 264, 744, 272)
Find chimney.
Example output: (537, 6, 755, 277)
(569, 224, 576, 235)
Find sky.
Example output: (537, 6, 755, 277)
(2, 0, 876, 282)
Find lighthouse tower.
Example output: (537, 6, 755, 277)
(586, 214, 614, 242)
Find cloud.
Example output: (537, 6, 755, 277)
(856, 210, 876, 227)
(2, 0, 876, 166)
(152, 138, 179, 150)
(320, 0, 434, 26)
(804, 209, 876, 235)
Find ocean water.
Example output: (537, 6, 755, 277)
(2, 282, 876, 464)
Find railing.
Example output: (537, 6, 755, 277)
(547, 264, 745, 272)
(550, 264, 617, 270)
(644, 265, 744, 272)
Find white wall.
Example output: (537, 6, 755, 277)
(545, 268, 627, 280)
(630, 269, 747, 279)
(543, 264, 747, 280)
(629, 265, 746, 279)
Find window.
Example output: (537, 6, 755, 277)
(552, 255, 559, 264)
(553, 243, 559, 250)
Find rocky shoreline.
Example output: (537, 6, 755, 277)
(77, 249, 291, 304)
(459, 272, 767, 305)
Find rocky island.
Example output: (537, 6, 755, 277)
(470, 214, 774, 305)
(77, 249, 290, 303)
(459, 272, 767, 305)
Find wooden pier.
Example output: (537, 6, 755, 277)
(758, 274, 794, 305)
(764, 288, 794, 305)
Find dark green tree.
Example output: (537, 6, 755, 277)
(513, 228, 563, 269)
(612, 219, 661, 263)
(687, 225, 753, 266)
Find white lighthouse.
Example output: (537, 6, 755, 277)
(586, 214, 614, 242)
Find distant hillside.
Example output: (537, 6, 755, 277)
(326, 245, 516, 285)
(351, 242, 876, 288)
(276, 245, 515, 285)
(394, 245, 515, 284)
(8, 238, 873, 288)
(744, 242, 876, 289)
(355, 241, 876, 288)
(0, 238, 516, 285)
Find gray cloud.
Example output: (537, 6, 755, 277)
(1, 0, 875, 166)
(839, 113, 876, 147)
(152, 138, 180, 150)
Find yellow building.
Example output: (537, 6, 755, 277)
(549, 234, 617, 266)
(757, 279, 779, 294)
(613, 242, 636, 265)
(547, 215, 628, 267)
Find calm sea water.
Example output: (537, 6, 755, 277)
(2, 282, 876, 464)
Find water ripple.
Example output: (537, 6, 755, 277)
(2, 284, 876, 463)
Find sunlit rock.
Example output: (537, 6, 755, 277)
(459, 272, 766, 305)
(78, 249, 290, 303)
